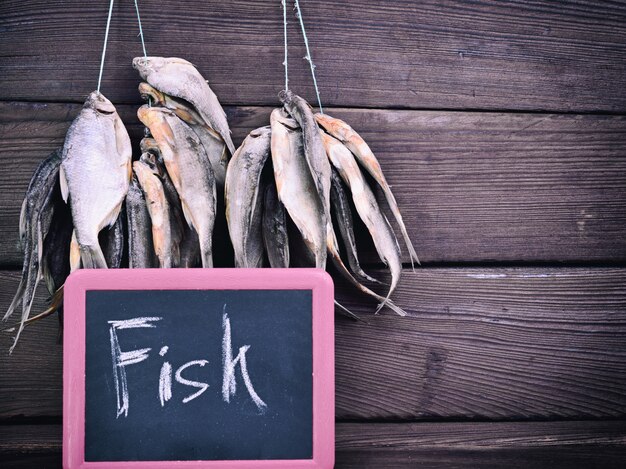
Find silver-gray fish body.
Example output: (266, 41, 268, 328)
(225, 126, 271, 268)
(279, 90, 331, 224)
(262, 183, 289, 268)
(330, 168, 381, 285)
(59, 91, 132, 269)
(270, 108, 326, 268)
(5, 149, 63, 351)
(322, 132, 402, 307)
(137, 105, 216, 268)
(134, 156, 175, 268)
(101, 212, 125, 269)
(139, 83, 229, 187)
(133, 57, 235, 155)
(126, 176, 156, 269)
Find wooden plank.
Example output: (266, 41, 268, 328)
(1, 1, 625, 112)
(2, 421, 626, 468)
(1, 101, 625, 267)
(1, 267, 625, 420)
(336, 421, 626, 468)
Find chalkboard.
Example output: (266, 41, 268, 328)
(63, 269, 334, 469)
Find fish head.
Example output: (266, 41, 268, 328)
(137, 105, 176, 148)
(278, 89, 295, 106)
(270, 108, 298, 130)
(138, 82, 166, 106)
(140, 137, 160, 156)
(316, 113, 352, 141)
(139, 152, 162, 177)
(85, 91, 116, 115)
(133, 56, 194, 81)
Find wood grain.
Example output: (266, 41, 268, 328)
(1, 101, 625, 267)
(2, 421, 626, 468)
(1, 1, 625, 112)
(1, 267, 625, 420)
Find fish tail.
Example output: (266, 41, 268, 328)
(2, 286, 63, 334)
(353, 267, 387, 286)
(79, 244, 108, 269)
(199, 236, 214, 268)
(334, 300, 366, 323)
(9, 270, 42, 354)
(377, 298, 407, 317)
(3, 279, 25, 321)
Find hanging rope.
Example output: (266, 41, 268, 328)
(134, 0, 148, 58)
(97, 0, 116, 93)
(282, 0, 289, 91)
(134, 0, 151, 110)
(293, 0, 323, 113)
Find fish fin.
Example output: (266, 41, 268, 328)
(3, 279, 25, 321)
(79, 244, 108, 269)
(9, 263, 43, 353)
(354, 269, 387, 286)
(101, 203, 123, 230)
(2, 286, 63, 333)
(18, 198, 27, 246)
(376, 298, 408, 317)
(70, 230, 81, 272)
(334, 300, 366, 323)
(59, 166, 69, 202)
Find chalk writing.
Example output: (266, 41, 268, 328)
(108, 308, 266, 416)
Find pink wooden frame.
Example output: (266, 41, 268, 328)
(63, 268, 335, 469)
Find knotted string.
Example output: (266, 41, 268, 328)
(96, 0, 115, 93)
(293, 0, 323, 113)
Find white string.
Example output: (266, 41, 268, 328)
(282, 0, 289, 91)
(134, 0, 148, 58)
(97, 0, 115, 93)
(293, 0, 323, 113)
(134, 0, 151, 109)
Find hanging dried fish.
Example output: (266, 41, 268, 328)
(330, 168, 382, 285)
(59, 91, 132, 269)
(317, 113, 419, 267)
(133, 57, 235, 155)
(262, 184, 290, 268)
(126, 175, 156, 269)
(138, 105, 217, 267)
(270, 109, 326, 268)
(139, 82, 229, 188)
(321, 131, 402, 309)
(3, 149, 63, 351)
(133, 154, 177, 268)
(225, 126, 271, 268)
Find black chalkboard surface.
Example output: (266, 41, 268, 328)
(84, 289, 312, 461)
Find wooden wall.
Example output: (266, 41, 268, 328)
(1, 1, 625, 467)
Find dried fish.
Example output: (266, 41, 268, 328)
(262, 183, 289, 268)
(138, 105, 216, 267)
(317, 113, 419, 267)
(270, 108, 326, 268)
(59, 91, 132, 269)
(330, 168, 383, 285)
(225, 126, 271, 268)
(4, 149, 62, 351)
(100, 211, 125, 269)
(134, 155, 176, 268)
(133, 57, 235, 155)
(126, 175, 156, 268)
(280, 90, 331, 225)
(322, 132, 402, 311)
(139, 82, 229, 187)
